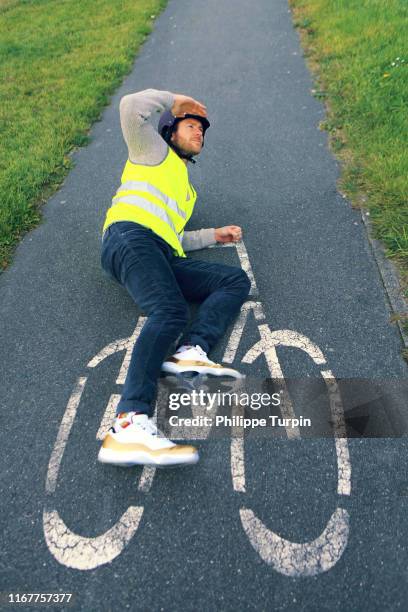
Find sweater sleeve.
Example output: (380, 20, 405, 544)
(119, 89, 175, 165)
(182, 228, 217, 252)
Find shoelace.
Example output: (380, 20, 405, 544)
(194, 345, 208, 358)
(176, 344, 209, 359)
(135, 416, 167, 438)
(113, 413, 158, 435)
(144, 420, 158, 436)
(194, 344, 219, 366)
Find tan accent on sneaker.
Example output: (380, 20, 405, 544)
(166, 357, 223, 368)
(102, 435, 197, 456)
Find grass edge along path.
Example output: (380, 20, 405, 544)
(288, 0, 408, 322)
(0, 0, 168, 271)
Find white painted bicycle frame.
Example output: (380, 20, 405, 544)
(43, 241, 351, 575)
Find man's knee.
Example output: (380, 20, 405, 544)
(241, 270, 252, 297)
(153, 303, 189, 330)
(230, 268, 251, 300)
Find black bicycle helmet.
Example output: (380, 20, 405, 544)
(158, 111, 210, 163)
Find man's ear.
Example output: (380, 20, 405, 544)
(170, 124, 179, 142)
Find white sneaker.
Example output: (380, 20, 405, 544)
(98, 412, 199, 467)
(161, 345, 244, 378)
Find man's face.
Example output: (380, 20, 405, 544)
(170, 117, 204, 156)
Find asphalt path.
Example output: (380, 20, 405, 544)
(1, 0, 408, 610)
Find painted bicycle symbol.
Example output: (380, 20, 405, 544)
(43, 241, 351, 575)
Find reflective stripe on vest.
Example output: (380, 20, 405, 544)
(102, 147, 196, 257)
(111, 194, 180, 235)
(115, 181, 187, 220)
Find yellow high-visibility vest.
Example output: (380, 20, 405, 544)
(102, 146, 197, 257)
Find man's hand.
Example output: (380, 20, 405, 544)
(172, 94, 207, 118)
(214, 226, 243, 243)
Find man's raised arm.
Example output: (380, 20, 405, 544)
(119, 88, 174, 165)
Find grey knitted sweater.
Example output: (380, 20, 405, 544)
(119, 88, 216, 252)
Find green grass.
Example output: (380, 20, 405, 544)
(290, 0, 408, 285)
(0, 0, 167, 270)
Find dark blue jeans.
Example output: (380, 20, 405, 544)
(101, 222, 251, 416)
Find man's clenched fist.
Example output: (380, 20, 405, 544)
(214, 226, 243, 243)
